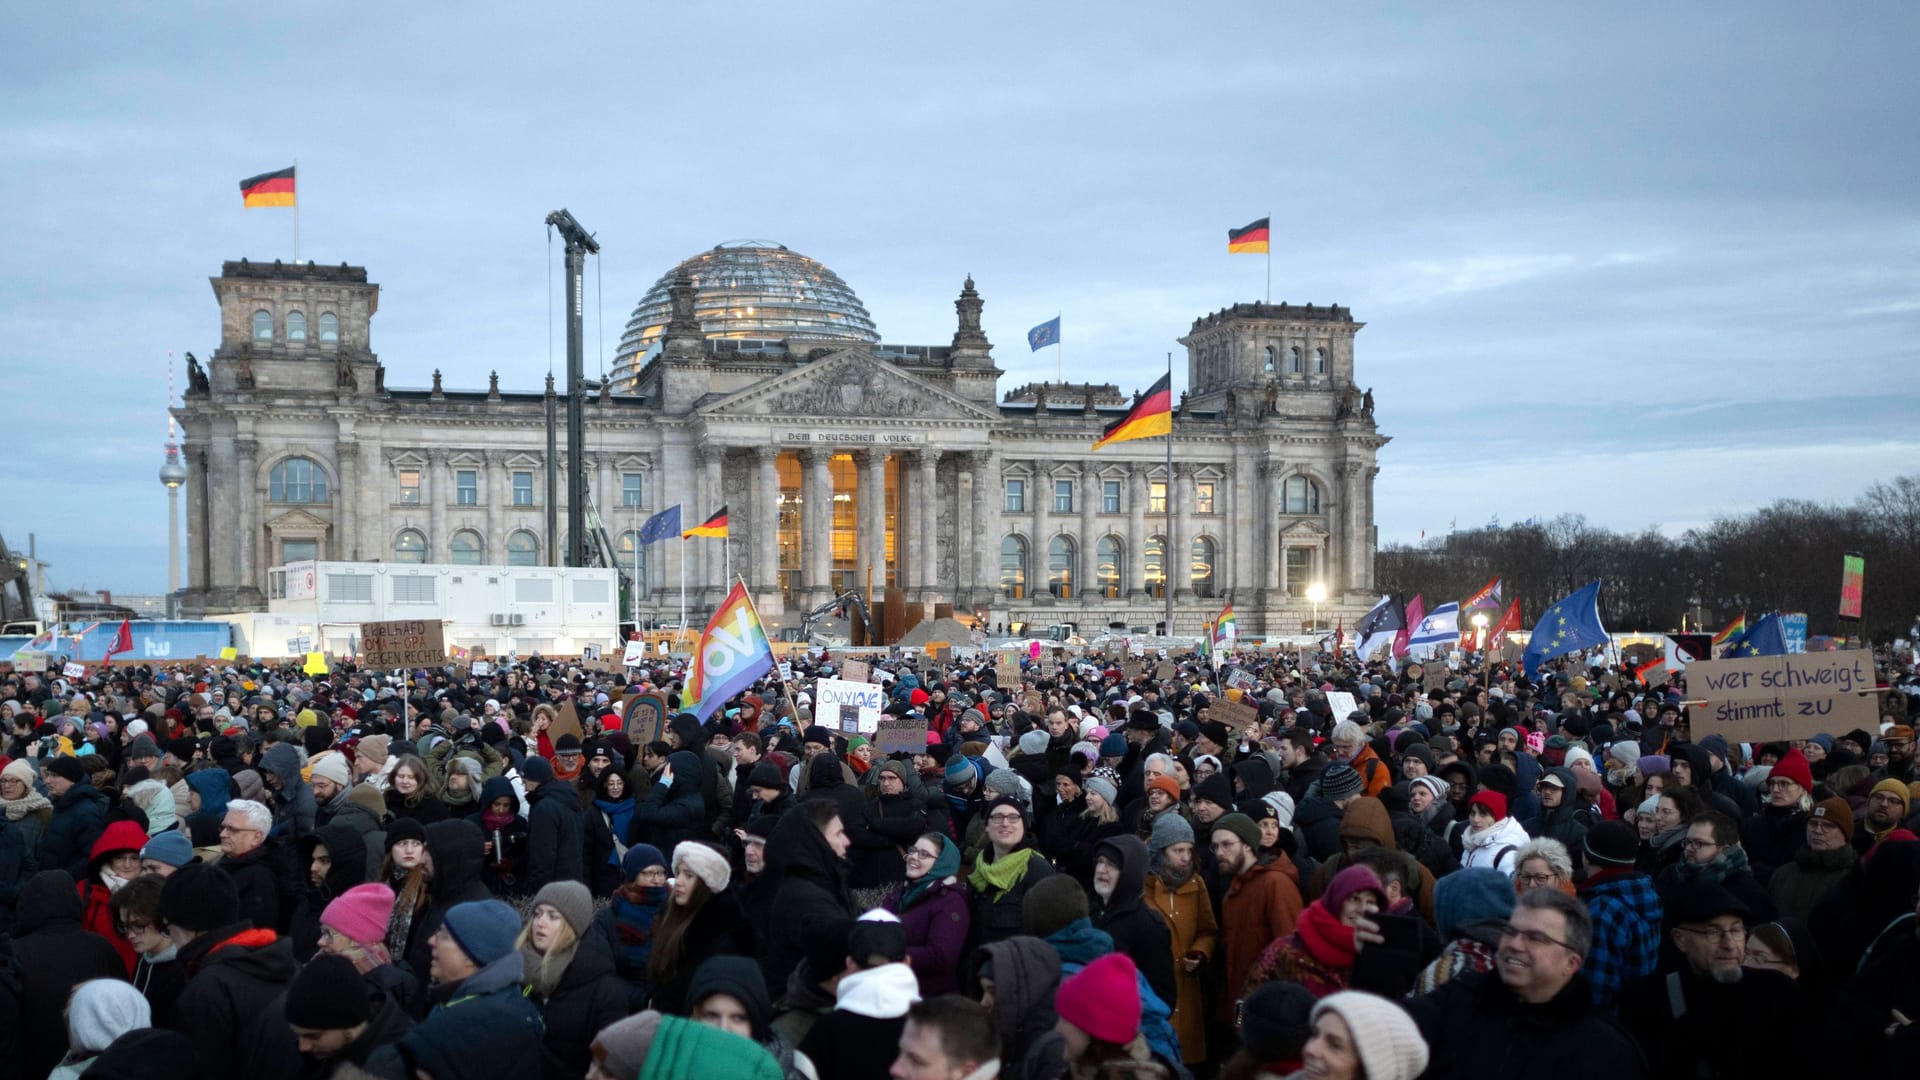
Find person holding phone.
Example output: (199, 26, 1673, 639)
(1241, 865, 1389, 1000)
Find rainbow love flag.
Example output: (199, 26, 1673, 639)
(684, 582, 774, 722)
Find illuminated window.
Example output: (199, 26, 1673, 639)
(1195, 482, 1215, 514)
(1149, 482, 1166, 514)
(398, 469, 421, 505)
(1286, 547, 1316, 597)
(1096, 535, 1123, 599)
(1263, 345, 1276, 372)
(393, 529, 427, 564)
(1191, 537, 1217, 598)
(1144, 535, 1166, 599)
(999, 536, 1028, 599)
(1048, 536, 1076, 599)
(614, 531, 645, 581)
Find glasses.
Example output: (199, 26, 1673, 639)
(1868, 793, 1907, 807)
(1515, 872, 1557, 888)
(905, 848, 941, 862)
(1498, 923, 1577, 951)
(1676, 924, 1746, 943)
(1682, 838, 1721, 851)
(218, 825, 260, 835)
(987, 812, 1023, 825)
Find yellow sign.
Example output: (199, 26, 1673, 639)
(303, 651, 330, 676)
(219, 647, 238, 661)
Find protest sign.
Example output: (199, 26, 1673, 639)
(875, 716, 928, 754)
(62, 661, 86, 679)
(925, 642, 951, 662)
(219, 646, 238, 661)
(583, 643, 602, 662)
(1123, 661, 1145, 680)
(1226, 668, 1256, 691)
(303, 652, 329, 676)
(1686, 649, 1879, 741)
(471, 660, 493, 677)
(1424, 664, 1450, 692)
(1325, 691, 1360, 722)
(1213, 698, 1260, 731)
(10, 651, 46, 671)
(550, 701, 584, 744)
(623, 692, 669, 743)
(623, 640, 648, 667)
(995, 653, 1022, 687)
(815, 677, 885, 733)
(777, 661, 793, 682)
(840, 659, 871, 684)
(1155, 660, 1176, 681)
(360, 620, 445, 669)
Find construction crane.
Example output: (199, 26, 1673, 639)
(0, 532, 36, 631)
(780, 590, 876, 645)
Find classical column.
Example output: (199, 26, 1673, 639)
(234, 437, 259, 589)
(754, 447, 780, 595)
(966, 450, 996, 604)
(1078, 467, 1097, 602)
(702, 447, 725, 598)
(1029, 462, 1053, 604)
(915, 450, 940, 598)
(427, 449, 449, 563)
(1361, 466, 1379, 591)
(334, 444, 358, 561)
(803, 448, 833, 603)
(356, 432, 384, 564)
(186, 445, 209, 590)
(483, 451, 503, 562)
(1172, 465, 1196, 600)
(1127, 465, 1149, 601)
(853, 450, 885, 594)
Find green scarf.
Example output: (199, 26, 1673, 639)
(969, 846, 1037, 901)
(901, 834, 962, 910)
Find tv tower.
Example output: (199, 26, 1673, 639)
(158, 351, 188, 611)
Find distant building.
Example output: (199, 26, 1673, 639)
(173, 244, 1386, 633)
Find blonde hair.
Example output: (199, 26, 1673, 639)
(516, 906, 581, 994)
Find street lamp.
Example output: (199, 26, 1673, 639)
(1471, 610, 1490, 654)
(1306, 582, 1326, 633)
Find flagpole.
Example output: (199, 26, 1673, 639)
(1056, 310, 1063, 382)
(1164, 351, 1174, 638)
(1265, 210, 1271, 304)
(293, 158, 300, 264)
(630, 501, 641, 630)
(679, 538, 687, 630)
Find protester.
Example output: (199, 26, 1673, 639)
(885, 831, 972, 997)
(14, 870, 127, 1080)
(647, 840, 749, 1014)
(48, 979, 150, 1080)
(283, 953, 415, 1080)
(108, 872, 187, 1026)
(367, 898, 545, 1080)
(161, 862, 300, 1080)
(520, 880, 629, 1080)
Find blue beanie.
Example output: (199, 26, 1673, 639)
(1098, 733, 1128, 758)
(140, 830, 195, 869)
(441, 899, 521, 965)
(944, 754, 976, 785)
(622, 843, 667, 879)
(1433, 868, 1516, 939)
(520, 756, 554, 785)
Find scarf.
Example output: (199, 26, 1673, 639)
(481, 807, 518, 833)
(1294, 899, 1360, 970)
(969, 847, 1037, 901)
(900, 835, 962, 910)
(523, 939, 580, 999)
(101, 870, 132, 894)
(595, 797, 636, 867)
(553, 756, 584, 783)
(609, 885, 667, 972)
(387, 866, 428, 955)
(1674, 844, 1751, 886)
(1, 790, 52, 821)
(1650, 823, 1688, 856)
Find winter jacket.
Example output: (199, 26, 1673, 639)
(799, 755, 883, 881)
(366, 952, 545, 1080)
(384, 788, 450, 827)
(40, 780, 110, 881)
(1767, 842, 1854, 920)
(217, 837, 287, 931)
(77, 819, 149, 973)
(1575, 868, 1663, 1010)
(529, 928, 629, 1080)
(857, 781, 929, 888)
(314, 784, 385, 872)
(797, 961, 920, 1080)
(1042, 919, 1184, 1069)
(129, 947, 187, 1031)
(592, 884, 667, 1010)
(293, 988, 413, 1080)
(13, 870, 127, 1080)
(1739, 804, 1807, 885)
(966, 845, 1057, 952)
(629, 750, 707, 857)
(1090, 836, 1177, 1008)
(523, 779, 587, 895)
(1293, 794, 1346, 863)
(1458, 815, 1531, 874)
(1347, 744, 1391, 797)
(1216, 855, 1304, 1020)
(0, 813, 34, 925)
(1620, 963, 1811, 1077)
(1304, 798, 1439, 921)
(170, 922, 301, 1080)
(400, 820, 494, 987)
(762, 807, 854, 991)
(1142, 869, 1217, 1065)
(291, 823, 371, 960)
(647, 889, 752, 1016)
(1409, 971, 1647, 1080)
(260, 744, 317, 841)
(473, 776, 529, 897)
(972, 936, 1062, 1068)
(882, 874, 971, 998)
(1522, 768, 1589, 854)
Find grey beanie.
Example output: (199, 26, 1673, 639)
(1017, 729, 1050, 756)
(1085, 775, 1118, 807)
(1148, 811, 1194, 856)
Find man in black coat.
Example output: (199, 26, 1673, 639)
(11, 869, 126, 1080)
(160, 863, 301, 1080)
(797, 915, 920, 1080)
(1088, 835, 1176, 1008)
(217, 797, 289, 931)
(1409, 888, 1646, 1080)
(763, 798, 855, 992)
(521, 755, 586, 895)
(282, 953, 415, 1080)
(36, 758, 110, 880)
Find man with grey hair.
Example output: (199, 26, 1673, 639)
(219, 797, 285, 930)
(1329, 719, 1388, 797)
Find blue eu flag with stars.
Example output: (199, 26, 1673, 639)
(1523, 580, 1609, 678)
(637, 505, 682, 545)
(1027, 316, 1060, 352)
(1725, 612, 1789, 657)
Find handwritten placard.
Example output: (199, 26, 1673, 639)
(840, 660, 871, 685)
(995, 653, 1022, 687)
(360, 620, 446, 669)
(1325, 691, 1360, 723)
(875, 716, 928, 754)
(815, 677, 884, 733)
(1155, 661, 1176, 681)
(1686, 649, 1879, 741)
(63, 661, 86, 679)
(1213, 698, 1260, 731)
(623, 692, 669, 743)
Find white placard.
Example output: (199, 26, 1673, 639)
(582, 644, 602, 662)
(1325, 691, 1360, 722)
(471, 660, 493, 677)
(623, 641, 647, 666)
(814, 677, 885, 733)
(62, 661, 87, 679)
(777, 661, 794, 682)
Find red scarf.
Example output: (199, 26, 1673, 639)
(1295, 899, 1360, 970)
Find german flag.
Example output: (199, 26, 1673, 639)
(1092, 373, 1172, 451)
(682, 506, 728, 539)
(239, 166, 296, 208)
(1227, 216, 1270, 254)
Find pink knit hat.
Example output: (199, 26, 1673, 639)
(321, 882, 396, 947)
(1055, 952, 1141, 1045)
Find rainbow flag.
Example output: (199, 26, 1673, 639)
(1213, 604, 1237, 650)
(1711, 614, 1746, 655)
(683, 582, 774, 722)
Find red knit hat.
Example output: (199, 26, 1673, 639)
(1468, 790, 1508, 822)
(1055, 952, 1141, 1045)
(1771, 747, 1813, 794)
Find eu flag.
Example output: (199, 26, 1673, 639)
(1726, 612, 1789, 657)
(1523, 580, 1609, 678)
(1027, 316, 1060, 351)
(637, 505, 682, 545)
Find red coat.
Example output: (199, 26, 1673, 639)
(79, 819, 150, 975)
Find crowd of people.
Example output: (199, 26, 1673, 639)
(1, 637, 1918, 1080)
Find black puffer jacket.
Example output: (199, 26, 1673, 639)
(646, 887, 752, 1016)
(1409, 971, 1646, 1080)
(260, 743, 317, 841)
(12, 870, 126, 1080)
(762, 805, 854, 991)
(629, 750, 706, 855)
(1088, 835, 1176, 1007)
(530, 927, 629, 1080)
(218, 836, 289, 932)
(291, 823, 371, 960)
(171, 921, 301, 1080)
(39, 780, 110, 881)
(524, 777, 587, 895)
(401, 819, 493, 985)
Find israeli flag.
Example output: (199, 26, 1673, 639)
(1406, 602, 1461, 656)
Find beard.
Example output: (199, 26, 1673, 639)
(1708, 964, 1744, 985)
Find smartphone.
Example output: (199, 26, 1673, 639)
(1372, 913, 1422, 954)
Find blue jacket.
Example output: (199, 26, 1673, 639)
(1576, 869, 1663, 1010)
(367, 952, 544, 1080)
(38, 781, 109, 881)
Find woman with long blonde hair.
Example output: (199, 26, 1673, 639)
(518, 881, 627, 1079)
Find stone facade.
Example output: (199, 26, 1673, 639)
(173, 257, 1387, 634)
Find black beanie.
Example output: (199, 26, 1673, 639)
(44, 757, 86, 784)
(1239, 981, 1317, 1061)
(802, 915, 856, 983)
(284, 954, 372, 1029)
(385, 817, 428, 850)
(1021, 873, 1089, 938)
(159, 863, 241, 932)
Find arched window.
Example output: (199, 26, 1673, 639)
(286, 311, 306, 341)
(506, 530, 539, 566)
(393, 529, 427, 563)
(1313, 347, 1328, 374)
(269, 457, 328, 503)
(252, 310, 273, 341)
(319, 312, 340, 343)
(1263, 345, 1276, 373)
(999, 536, 1028, 599)
(1145, 535, 1167, 599)
(1096, 535, 1124, 599)
(1191, 537, 1217, 598)
(1289, 346, 1303, 374)
(450, 530, 483, 565)
(614, 530, 647, 581)
(1283, 475, 1321, 514)
(1047, 536, 1076, 599)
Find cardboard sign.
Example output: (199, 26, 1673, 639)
(1424, 664, 1450, 692)
(582, 643, 602, 662)
(9, 651, 45, 672)
(1154, 661, 1176, 681)
(62, 661, 86, 679)
(1123, 661, 1145, 680)
(550, 701, 585, 744)
(1213, 698, 1261, 731)
(840, 660, 871, 685)
(777, 661, 794, 682)
(219, 646, 238, 661)
(623, 640, 648, 667)
(875, 716, 929, 754)
(623, 692, 669, 743)
(361, 620, 446, 669)
(925, 642, 951, 662)
(1226, 668, 1256, 691)
(1325, 691, 1360, 723)
(1686, 649, 1880, 741)
(995, 653, 1022, 687)
(815, 677, 884, 733)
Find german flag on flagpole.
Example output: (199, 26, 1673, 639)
(1227, 217, 1270, 254)
(1092, 372, 1172, 451)
(239, 166, 297, 208)
(682, 506, 728, 539)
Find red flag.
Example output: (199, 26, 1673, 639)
(103, 620, 133, 663)
(1393, 595, 1426, 658)
(1488, 597, 1521, 643)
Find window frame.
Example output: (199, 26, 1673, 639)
(1005, 478, 1026, 514)
(455, 469, 479, 506)
(449, 530, 483, 565)
(252, 309, 273, 341)
(398, 469, 422, 505)
(1053, 478, 1074, 514)
(1195, 481, 1215, 515)
(512, 471, 534, 506)
(506, 530, 539, 566)
(621, 472, 644, 508)
(318, 312, 340, 343)
(1102, 479, 1122, 514)
(393, 529, 428, 564)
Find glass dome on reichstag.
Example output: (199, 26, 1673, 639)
(612, 241, 879, 382)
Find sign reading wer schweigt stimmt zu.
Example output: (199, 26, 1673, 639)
(1685, 649, 1879, 742)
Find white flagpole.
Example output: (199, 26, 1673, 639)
(293, 158, 300, 264)
(678, 537, 687, 629)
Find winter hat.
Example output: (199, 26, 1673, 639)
(591, 1010, 664, 1079)
(673, 841, 732, 894)
(623, 843, 668, 879)
(1192, 773, 1235, 811)
(1637, 754, 1671, 777)
(1211, 812, 1262, 851)
(44, 757, 86, 784)
(1666, 880, 1752, 927)
(1323, 865, 1387, 914)
(1238, 981, 1317, 1063)
(139, 831, 194, 869)
(1021, 873, 1090, 938)
(1563, 746, 1595, 772)
(1198, 720, 1233, 748)
(1098, 732, 1128, 758)
(1145, 773, 1183, 803)
(322, 883, 398, 947)
(2, 758, 35, 789)
(1468, 790, 1508, 822)
(66, 978, 151, 1053)
(1310, 992, 1429, 1080)
(1585, 820, 1640, 868)
(1148, 811, 1195, 857)
(943, 754, 977, 785)
(1084, 774, 1118, 807)
(1697, 733, 1731, 766)
(441, 899, 522, 966)
(355, 734, 391, 766)
(1261, 790, 1297, 830)
(1869, 778, 1911, 817)
(983, 768, 1031, 804)
(126, 734, 161, 761)
(531, 880, 596, 936)
(309, 751, 352, 789)
(385, 817, 428, 851)
(520, 755, 555, 786)
(849, 908, 910, 966)
(1410, 775, 1448, 804)
(747, 761, 785, 791)
(158, 863, 241, 932)
(1321, 763, 1364, 802)
(232, 769, 264, 802)
(1810, 796, 1854, 840)
(1017, 729, 1050, 756)
(1055, 953, 1142, 1045)
(284, 954, 372, 1030)
(1432, 867, 1516, 938)
(1609, 741, 1642, 770)
(1771, 747, 1813, 793)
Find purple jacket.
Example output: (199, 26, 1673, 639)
(884, 876, 972, 997)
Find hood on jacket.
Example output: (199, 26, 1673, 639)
(423, 818, 486, 902)
(15, 869, 83, 933)
(807, 753, 846, 792)
(260, 744, 307, 793)
(476, 775, 520, 817)
(663, 750, 706, 796)
(303, 823, 371, 896)
(185, 768, 232, 821)
(1337, 796, 1395, 849)
(1463, 814, 1531, 850)
(972, 935, 1062, 1035)
(87, 820, 152, 880)
(1541, 766, 1579, 812)
(834, 961, 921, 1019)
(1235, 756, 1277, 801)
(766, 803, 846, 889)
(669, 713, 706, 756)
(686, 955, 774, 1039)
(1092, 835, 1149, 916)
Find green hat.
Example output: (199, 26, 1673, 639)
(1211, 812, 1261, 850)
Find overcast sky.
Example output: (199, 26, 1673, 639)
(5, 2, 1916, 595)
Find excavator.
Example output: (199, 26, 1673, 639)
(0, 532, 39, 635)
(776, 590, 875, 645)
